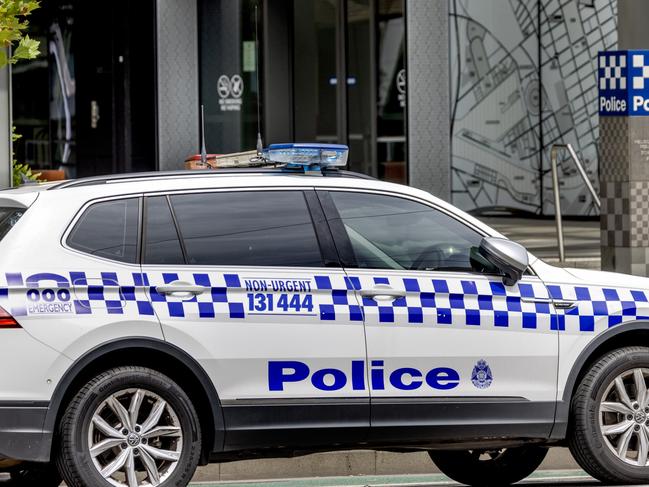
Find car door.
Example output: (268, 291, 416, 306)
(16, 195, 165, 359)
(318, 189, 558, 443)
(141, 188, 368, 450)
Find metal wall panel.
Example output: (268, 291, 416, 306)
(156, 0, 200, 170)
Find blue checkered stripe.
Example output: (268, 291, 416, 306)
(148, 272, 244, 319)
(67, 271, 151, 316)
(346, 276, 555, 330)
(547, 284, 649, 332)
(313, 275, 364, 322)
(0, 271, 153, 317)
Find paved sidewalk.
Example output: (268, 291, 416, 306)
(483, 217, 600, 269)
(189, 448, 579, 484)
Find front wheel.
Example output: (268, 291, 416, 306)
(56, 366, 201, 487)
(428, 446, 548, 486)
(569, 346, 649, 484)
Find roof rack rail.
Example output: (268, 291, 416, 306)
(49, 167, 375, 190)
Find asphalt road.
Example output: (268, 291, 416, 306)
(0, 469, 609, 486)
(186, 470, 603, 486)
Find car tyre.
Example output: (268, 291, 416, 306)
(428, 445, 547, 486)
(569, 346, 649, 484)
(56, 366, 201, 487)
(8, 462, 61, 486)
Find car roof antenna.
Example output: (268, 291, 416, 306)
(199, 104, 208, 165)
(254, 4, 263, 157)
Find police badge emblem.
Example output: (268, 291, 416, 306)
(471, 359, 493, 389)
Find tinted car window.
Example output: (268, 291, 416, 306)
(68, 198, 139, 263)
(144, 196, 185, 265)
(170, 191, 323, 267)
(0, 208, 24, 241)
(329, 191, 485, 271)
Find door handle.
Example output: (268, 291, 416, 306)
(360, 285, 406, 302)
(155, 281, 207, 297)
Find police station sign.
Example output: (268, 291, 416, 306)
(599, 50, 649, 116)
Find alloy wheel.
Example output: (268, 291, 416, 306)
(599, 368, 649, 466)
(87, 388, 183, 487)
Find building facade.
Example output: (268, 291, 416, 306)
(11, 0, 616, 215)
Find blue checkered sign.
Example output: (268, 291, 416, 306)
(599, 50, 649, 116)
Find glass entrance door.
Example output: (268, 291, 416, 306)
(376, 0, 406, 184)
(291, 0, 406, 184)
(293, 0, 339, 144)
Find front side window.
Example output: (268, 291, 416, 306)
(170, 191, 323, 267)
(329, 191, 485, 272)
(67, 198, 139, 263)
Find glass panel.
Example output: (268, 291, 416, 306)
(347, 0, 372, 175)
(12, 0, 157, 178)
(68, 198, 139, 263)
(0, 209, 25, 241)
(329, 191, 483, 271)
(293, 0, 338, 143)
(144, 196, 184, 265)
(12, 2, 76, 174)
(376, 0, 406, 184)
(199, 0, 263, 153)
(170, 191, 323, 267)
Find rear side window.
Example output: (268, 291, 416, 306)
(0, 208, 24, 241)
(68, 198, 140, 263)
(169, 191, 323, 267)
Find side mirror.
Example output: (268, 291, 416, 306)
(479, 237, 529, 286)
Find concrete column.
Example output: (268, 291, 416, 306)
(156, 0, 199, 170)
(406, 0, 450, 201)
(0, 58, 11, 188)
(618, 0, 649, 50)
(599, 1, 649, 275)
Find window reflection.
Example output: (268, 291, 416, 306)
(377, 0, 406, 184)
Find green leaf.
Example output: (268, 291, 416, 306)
(0, 0, 41, 69)
(12, 34, 38, 60)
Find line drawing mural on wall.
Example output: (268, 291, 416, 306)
(450, 0, 617, 216)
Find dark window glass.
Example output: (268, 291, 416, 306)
(170, 191, 323, 267)
(0, 208, 24, 241)
(376, 0, 406, 184)
(199, 0, 263, 153)
(144, 196, 185, 265)
(293, 0, 338, 144)
(68, 198, 139, 263)
(330, 191, 485, 271)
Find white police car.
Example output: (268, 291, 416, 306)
(0, 144, 647, 487)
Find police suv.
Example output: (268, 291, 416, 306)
(0, 144, 648, 487)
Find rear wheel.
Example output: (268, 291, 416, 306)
(428, 446, 548, 486)
(56, 366, 201, 487)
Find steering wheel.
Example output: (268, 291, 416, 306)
(410, 242, 467, 271)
